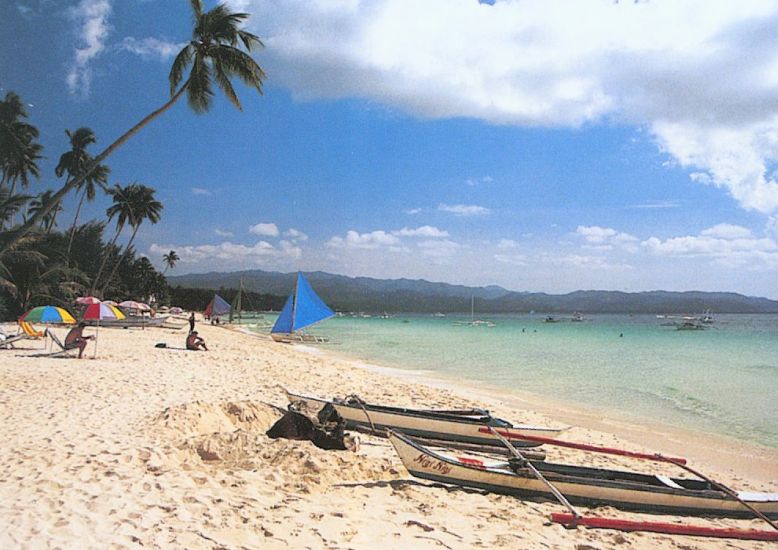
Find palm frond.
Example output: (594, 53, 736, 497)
(212, 45, 266, 94)
(169, 44, 195, 95)
(238, 29, 264, 52)
(211, 56, 241, 109)
(187, 55, 214, 114)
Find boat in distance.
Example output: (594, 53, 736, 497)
(286, 391, 567, 448)
(388, 431, 778, 519)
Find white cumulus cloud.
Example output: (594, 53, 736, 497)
(66, 0, 112, 97)
(392, 225, 449, 238)
(438, 203, 490, 216)
(327, 230, 400, 249)
(284, 228, 309, 241)
(249, 222, 280, 237)
(233, 0, 778, 214)
(576, 225, 638, 251)
(121, 37, 185, 61)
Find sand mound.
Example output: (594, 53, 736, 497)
(153, 400, 278, 438)
(148, 400, 399, 489)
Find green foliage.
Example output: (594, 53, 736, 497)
(169, 285, 286, 313)
(0, 222, 171, 320)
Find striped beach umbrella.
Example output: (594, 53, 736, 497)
(82, 303, 126, 358)
(20, 306, 77, 324)
(75, 296, 101, 305)
(119, 300, 151, 311)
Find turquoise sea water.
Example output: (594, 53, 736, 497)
(246, 314, 778, 448)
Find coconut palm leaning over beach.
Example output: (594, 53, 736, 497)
(0, 0, 266, 258)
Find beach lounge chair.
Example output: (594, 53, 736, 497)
(0, 327, 29, 349)
(36, 330, 75, 358)
(19, 321, 46, 339)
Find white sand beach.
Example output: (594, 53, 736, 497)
(1, 318, 776, 549)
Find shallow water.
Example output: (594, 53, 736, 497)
(247, 313, 778, 448)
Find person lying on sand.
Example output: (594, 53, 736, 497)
(65, 322, 94, 359)
(186, 331, 208, 351)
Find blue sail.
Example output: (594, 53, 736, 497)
(271, 272, 334, 334)
(271, 293, 295, 334)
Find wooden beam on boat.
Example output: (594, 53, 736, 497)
(551, 513, 778, 541)
(479, 427, 687, 465)
(351, 424, 547, 461)
(487, 426, 582, 520)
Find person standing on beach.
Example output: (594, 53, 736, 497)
(189, 312, 196, 334)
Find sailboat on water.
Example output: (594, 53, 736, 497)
(204, 293, 231, 321)
(453, 296, 496, 327)
(270, 272, 335, 343)
(229, 278, 244, 324)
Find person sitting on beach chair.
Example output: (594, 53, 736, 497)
(64, 322, 93, 359)
(186, 331, 208, 351)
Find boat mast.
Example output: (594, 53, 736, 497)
(237, 277, 243, 323)
(290, 272, 299, 333)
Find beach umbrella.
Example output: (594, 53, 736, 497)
(169, 307, 183, 314)
(75, 296, 101, 305)
(20, 306, 77, 325)
(82, 303, 126, 358)
(119, 300, 151, 311)
(102, 300, 118, 306)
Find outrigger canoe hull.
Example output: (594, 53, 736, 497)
(388, 431, 778, 519)
(287, 391, 566, 448)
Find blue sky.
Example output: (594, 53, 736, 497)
(3, 0, 778, 298)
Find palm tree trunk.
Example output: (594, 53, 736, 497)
(0, 79, 190, 258)
(99, 225, 139, 296)
(66, 187, 87, 256)
(47, 207, 59, 234)
(91, 226, 124, 296)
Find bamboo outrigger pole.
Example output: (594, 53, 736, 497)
(478, 427, 687, 464)
(663, 457, 778, 532)
(487, 426, 582, 519)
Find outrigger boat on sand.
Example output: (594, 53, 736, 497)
(286, 391, 567, 448)
(388, 430, 778, 520)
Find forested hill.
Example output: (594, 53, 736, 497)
(168, 269, 778, 314)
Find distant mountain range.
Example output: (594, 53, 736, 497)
(168, 269, 778, 314)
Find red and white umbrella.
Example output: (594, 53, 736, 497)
(75, 296, 101, 305)
(82, 303, 125, 357)
(118, 300, 151, 311)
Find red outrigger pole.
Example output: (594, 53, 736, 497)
(477, 427, 687, 464)
(551, 513, 778, 542)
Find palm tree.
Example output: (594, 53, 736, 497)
(0, 92, 42, 194)
(0, 92, 42, 228)
(27, 190, 63, 233)
(162, 250, 180, 274)
(91, 184, 133, 294)
(55, 128, 110, 255)
(1, 0, 266, 257)
(0, 187, 32, 228)
(94, 183, 163, 295)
